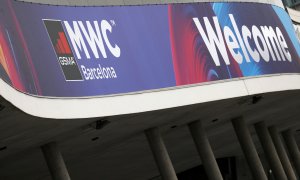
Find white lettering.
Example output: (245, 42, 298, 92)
(229, 14, 250, 62)
(64, 20, 120, 60)
(224, 26, 243, 64)
(64, 21, 90, 59)
(261, 26, 284, 61)
(253, 25, 270, 62)
(276, 27, 292, 62)
(242, 25, 260, 62)
(81, 64, 117, 80)
(193, 14, 292, 66)
(193, 17, 229, 66)
(78, 21, 107, 59)
(101, 20, 121, 58)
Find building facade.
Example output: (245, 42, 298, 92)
(0, 0, 299, 180)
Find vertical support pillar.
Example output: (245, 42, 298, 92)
(231, 117, 267, 180)
(282, 129, 300, 176)
(41, 142, 71, 180)
(254, 122, 287, 180)
(188, 120, 223, 180)
(145, 127, 178, 180)
(269, 126, 297, 180)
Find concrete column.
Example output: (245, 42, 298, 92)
(231, 117, 267, 180)
(269, 126, 297, 180)
(41, 142, 71, 180)
(145, 128, 178, 180)
(188, 120, 223, 180)
(282, 129, 300, 176)
(254, 122, 287, 180)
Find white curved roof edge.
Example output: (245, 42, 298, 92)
(1, 74, 300, 119)
(17, 0, 285, 9)
(287, 7, 300, 23)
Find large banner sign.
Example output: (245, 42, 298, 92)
(0, 1, 299, 97)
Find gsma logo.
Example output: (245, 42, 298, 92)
(43, 20, 83, 81)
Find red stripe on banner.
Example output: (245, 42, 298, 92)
(57, 39, 65, 54)
(59, 32, 71, 54)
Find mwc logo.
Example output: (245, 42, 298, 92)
(43, 19, 120, 81)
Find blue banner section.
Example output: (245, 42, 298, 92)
(0, 1, 299, 97)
